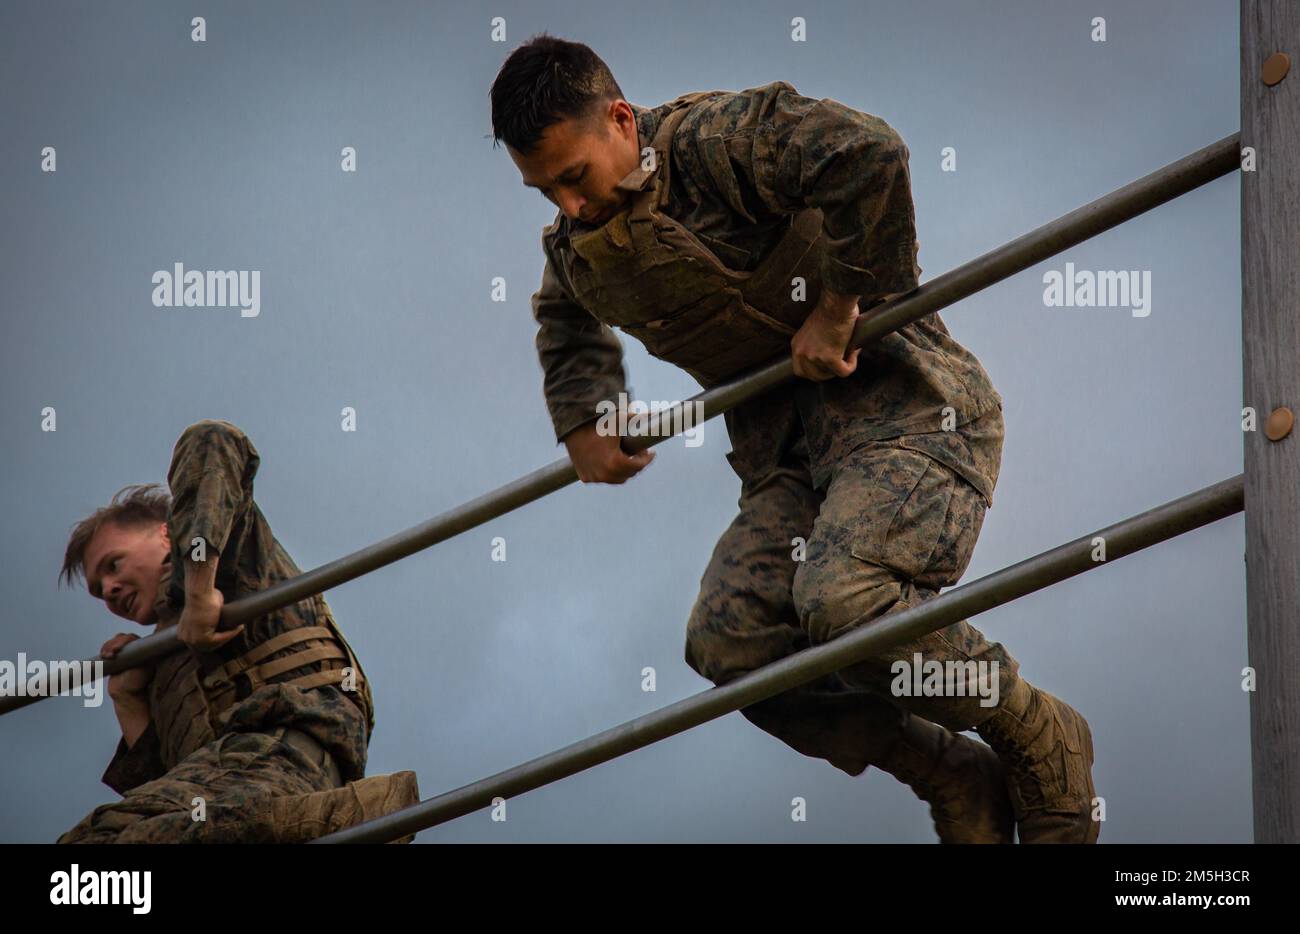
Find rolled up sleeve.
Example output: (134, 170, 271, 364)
(101, 721, 166, 795)
(166, 419, 259, 561)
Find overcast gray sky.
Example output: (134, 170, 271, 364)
(1, 0, 1248, 842)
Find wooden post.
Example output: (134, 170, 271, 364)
(1241, 0, 1300, 843)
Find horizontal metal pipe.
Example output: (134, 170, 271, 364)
(315, 474, 1245, 843)
(0, 134, 1239, 718)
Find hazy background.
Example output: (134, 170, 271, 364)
(1, 0, 1247, 842)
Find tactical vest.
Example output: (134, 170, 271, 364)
(147, 560, 374, 772)
(551, 90, 1004, 506)
(561, 91, 833, 388)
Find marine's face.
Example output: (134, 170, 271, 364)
(83, 521, 169, 627)
(509, 98, 641, 226)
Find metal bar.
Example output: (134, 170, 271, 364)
(1242, 1, 1300, 843)
(1, 133, 1240, 718)
(315, 474, 1245, 843)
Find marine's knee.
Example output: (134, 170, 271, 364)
(684, 597, 807, 686)
(793, 548, 907, 646)
(683, 605, 728, 683)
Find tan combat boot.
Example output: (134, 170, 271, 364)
(975, 677, 1098, 843)
(876, 711, 1015, 843)
(270, 770, 421, 843)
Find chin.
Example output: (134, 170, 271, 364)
(131, 600, 157, 628)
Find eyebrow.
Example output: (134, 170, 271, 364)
(523, 162, 586, 190)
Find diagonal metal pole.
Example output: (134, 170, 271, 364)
(0, 134, 1240, 717)
(315, 474, 1245, 843)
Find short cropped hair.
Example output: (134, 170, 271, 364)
(489, 33, 625, 155)
(60, 483, 170, 588)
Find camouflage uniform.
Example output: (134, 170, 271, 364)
(60, 420, 416, 843)
(530, 82, 1022, 779)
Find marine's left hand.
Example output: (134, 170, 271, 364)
(791, 288, 862, 381)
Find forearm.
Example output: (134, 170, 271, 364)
(184, 553, 218, 599)
(166, 422, 254, 662)
(110, 694, 151, 748)
(819, 286, 862, 320)
(176, 547, 241, 662)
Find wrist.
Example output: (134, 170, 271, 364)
(183, 584, 219, 603)
(816, 288, 861, 320)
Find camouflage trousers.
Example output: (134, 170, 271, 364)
(58, 726, 345, 844)
(685, 403, 1020, 777)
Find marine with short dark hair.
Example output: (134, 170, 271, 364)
(490, 34, 1098, 843)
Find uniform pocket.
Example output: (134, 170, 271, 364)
(847, 447, 942, 582)
(847, 439, 987, 587)
(894, 433, 991, 508)
(849, 446, 987, 590)
(695, 231, 753, 271)
(698, 134, 759, 224)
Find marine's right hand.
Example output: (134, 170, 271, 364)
(562, 421, 655, 484)
(100, 633, 153, 699)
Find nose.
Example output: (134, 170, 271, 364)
(558, 191, 586, 221)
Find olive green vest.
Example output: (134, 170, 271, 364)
(147, 558, 375, 771)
